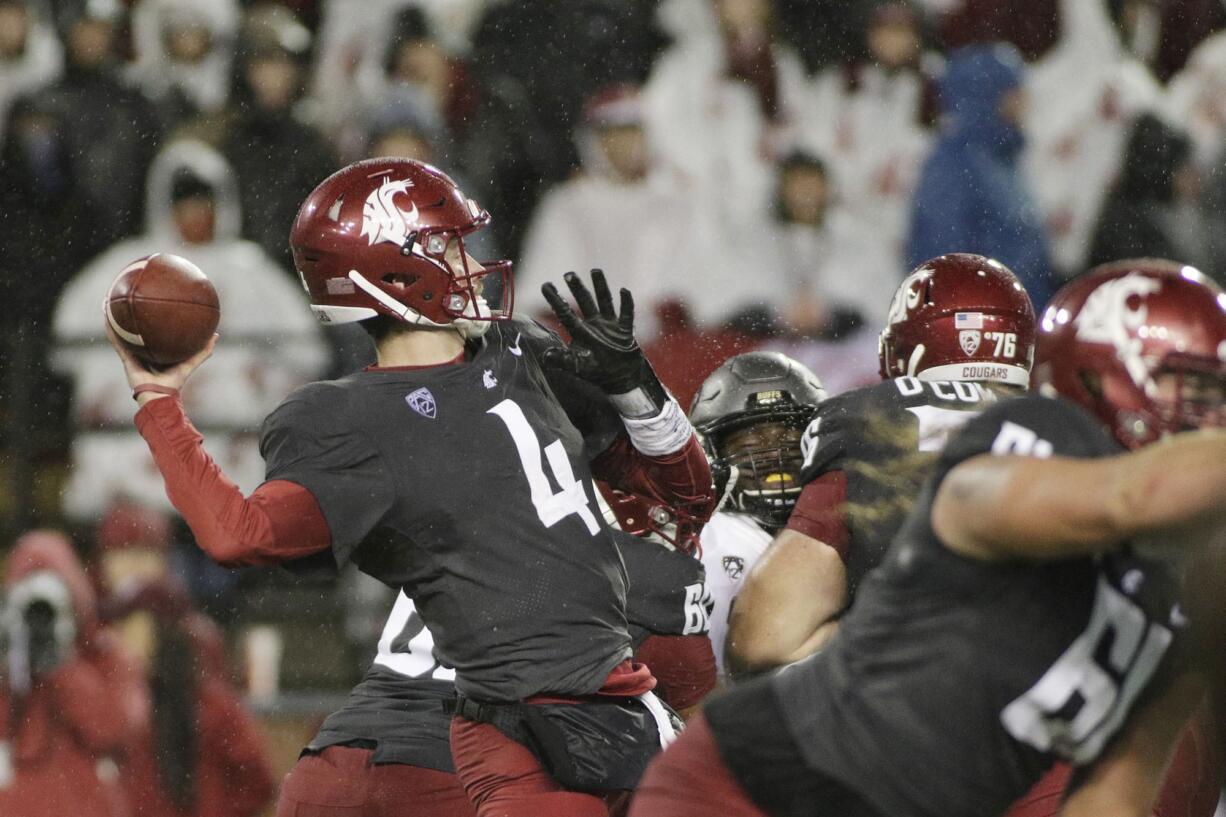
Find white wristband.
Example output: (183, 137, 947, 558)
(620, 398, 693, 457)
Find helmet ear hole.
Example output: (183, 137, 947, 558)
(1079, 370, 1104, 400)
(381, 272, 419, 289)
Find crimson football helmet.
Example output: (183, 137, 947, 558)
(879, 253, 1035, 386)
(1033, 259, 1226, 450)
(290, 158, 512, 337)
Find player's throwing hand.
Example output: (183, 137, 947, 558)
(104, 317, 217, 405)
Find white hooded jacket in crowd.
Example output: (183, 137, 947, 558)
(124, 0, 240, 116)
(1163, 28, 1226, 169)
(637, 0, 807, 326)
(797, 57, 935, 326)
(51, 139, 330, 520)
(1021, 0, 1160, 277)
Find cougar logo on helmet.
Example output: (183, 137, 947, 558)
(361, 177, 419, 247)
(1074, 273, 1162, 387)
(885, 267, 932, 327)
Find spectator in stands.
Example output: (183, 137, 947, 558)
(1113, 0, 1226, 83)
(1087, 112, 1209, 269)
(1158, 23, 1226, 287)
(126, 0, 239, 132)
(21, 0, 161, 247)
(934, 0, 1060, 60)
(0, 96, 111, 525)
(517, 84, 724, 340)
(105, 578, 275, 817)
(360, 8, 478, 140)
(755, 152, 840, 335)
(94, 499, 174, 597)
(221, 3, 335, 270)
(1163, 28, 1226, 167)
(801, 2, 936, 325)
(312, 0, 486, 136)
(1023, 0, 1160, 280)
(0, 95, 106, 358)
(747, 152, 879, 338)
(907, 43, 1054, 307)
(0, 0, 62, 142)
(51, 139, 329, 524)
(643, 0, 808, 223)
(0, 530, 136, 817)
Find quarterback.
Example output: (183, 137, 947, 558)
(107, 158, 716, 817)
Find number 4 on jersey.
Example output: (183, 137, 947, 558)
(489, 399, 601, 534)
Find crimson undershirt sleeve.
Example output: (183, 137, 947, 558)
(785, 471, 850, 561)
(591, 433, 717, 524)
(134, 397, 332, 567)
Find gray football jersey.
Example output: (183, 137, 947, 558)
(260, 318, 635, 702)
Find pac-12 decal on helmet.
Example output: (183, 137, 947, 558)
(879, 253, 1036, 386)
(291, 158, 513, 339)
(1034, 258, 1226, 449)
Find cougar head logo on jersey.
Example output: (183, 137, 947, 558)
(361, 176, 419, 247)
(1074, 273, 1163, 388)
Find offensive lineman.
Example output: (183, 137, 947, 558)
(686, 351, 827, 677)
(106, 158, 716, 817)
(727, 253, 1035, 675)
(630, 259, 1226, 817)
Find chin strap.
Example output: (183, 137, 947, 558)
(348, 270, 490, 340)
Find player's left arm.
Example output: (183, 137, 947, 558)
(542, 270, 716, 531)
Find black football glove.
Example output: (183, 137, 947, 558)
(541, 269, 669, 418)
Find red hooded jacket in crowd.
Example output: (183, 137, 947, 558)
(0, 530, 137, 817)
(106, 580, 275, 817)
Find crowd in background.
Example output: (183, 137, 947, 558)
(2, 0, 1226, 811)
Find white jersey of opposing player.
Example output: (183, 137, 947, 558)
(373, 590, 455, 681)
(699, 511, 773, 677)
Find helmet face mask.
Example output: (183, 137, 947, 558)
(1148, 365, 1226, 435)
(1034, 258, 1226, 449)
(291, 158, 513, 337)
(690, 351, 827, 531)
(879, 253, 1035, 387)
(711, 417, 808, 530)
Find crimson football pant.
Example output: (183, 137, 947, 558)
(450, 715, 617, 817)
(275, 744, 475, 817)
(627, 714, 768, 817)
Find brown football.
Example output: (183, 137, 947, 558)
(105, 253, 220, 367)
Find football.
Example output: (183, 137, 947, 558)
(105, 253, 220, 368)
